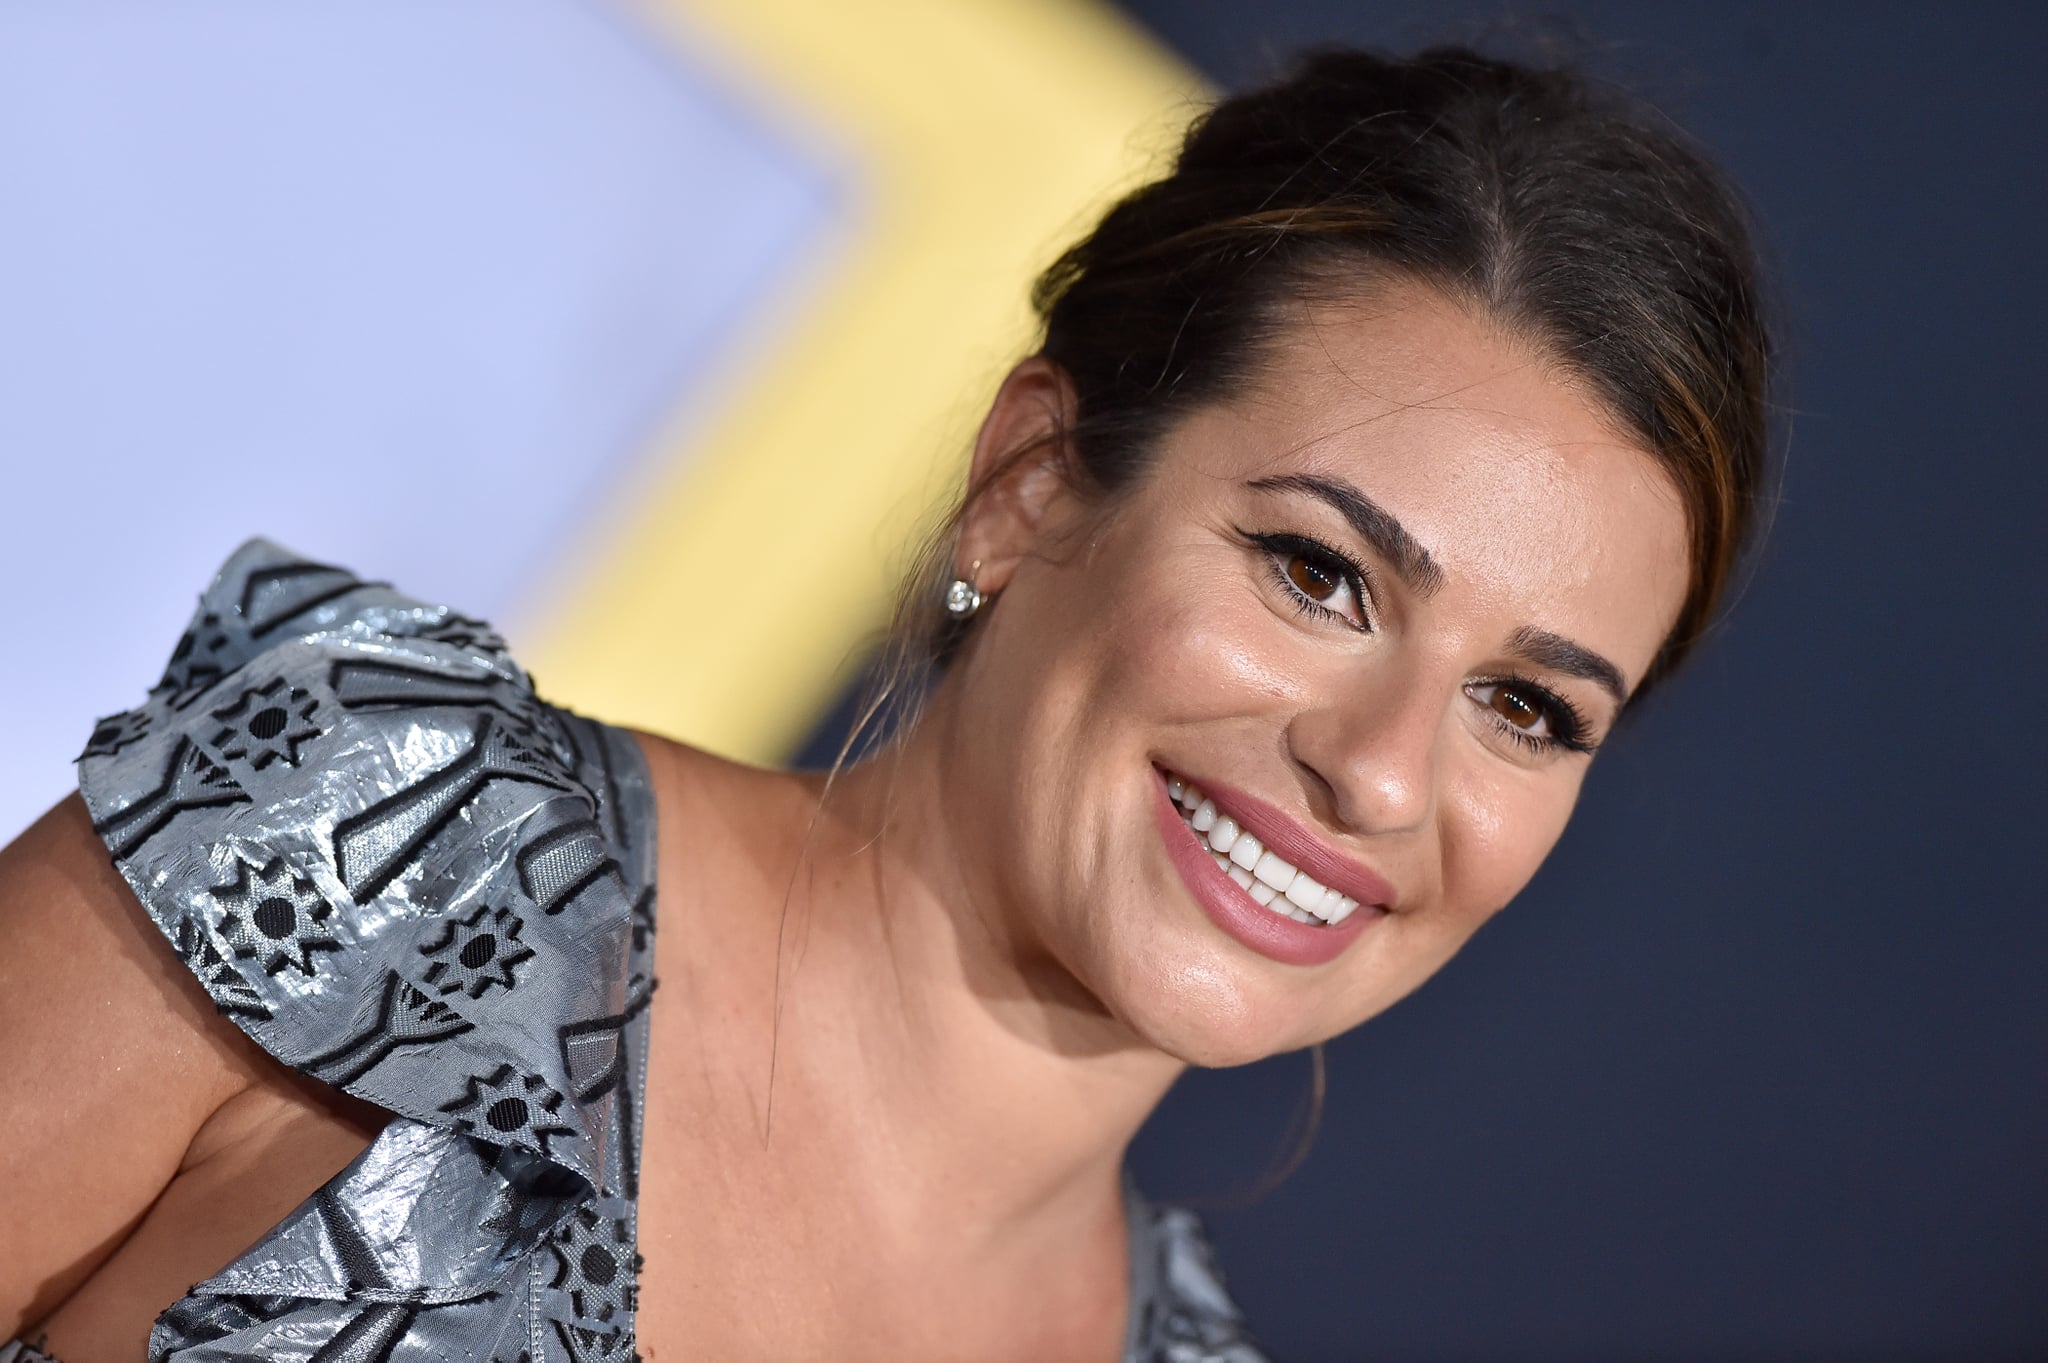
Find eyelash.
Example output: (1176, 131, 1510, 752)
(1241, 529, 1374, 633)
(1469, 673, 1598, 756)
(1241, 527, 1598, 757)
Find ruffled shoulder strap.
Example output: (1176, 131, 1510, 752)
(77, 538, 656, 1312)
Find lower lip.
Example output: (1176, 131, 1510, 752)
(1150, 767, 1382, 967)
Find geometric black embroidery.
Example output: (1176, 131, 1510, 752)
(440, 1065, 576, 1157)
(92, 544, 697, 1362)
(332, 712, 579, 904)
(418, 903, 535, 998)
(154, 609, 236, 707)
(550, 1317, 633, 1363)
(239, 558, 370, 639)
(301, 970, 475, 1088)
(563, 986, 650, 1200)
(556, 712, 629, 856)
(329, 657, 503, 712)
(556, 1011, 628, 1106)
(517, 820, 625, 918)
(170, 913, 273, 1020)
(330, 657, 554, 740)
(209, 677, 322, 770)
(413, 613, 509, 658)
(545, 1205, 637, 1324)
(92, 737, 250, 859)
(78, 706, 152, 760)
(210, 854, 340, 978)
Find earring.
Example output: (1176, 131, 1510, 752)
(944, 561, 984, 619)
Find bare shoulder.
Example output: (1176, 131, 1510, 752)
(627, 727, 779, 809)
(0, 794, 291, 1335)
(621, 726, 830, 960)
(626, 727, 819, 853)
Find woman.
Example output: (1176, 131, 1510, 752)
(1, 44, 1767, 1362)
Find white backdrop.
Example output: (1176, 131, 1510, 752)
(0, 0, 841, 841)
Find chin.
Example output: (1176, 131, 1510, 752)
(1095, 937, 1326, 1069)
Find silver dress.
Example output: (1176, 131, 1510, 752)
(2, 539, 1266, 1363)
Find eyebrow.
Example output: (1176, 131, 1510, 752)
(1246, 472, 1630, 706)
(1506, 625, 1629, 707)
(1246, 473, 1446, 598)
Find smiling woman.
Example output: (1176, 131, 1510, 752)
(914, 283, 1701, 1070)
(1, 44, 1767, 1363)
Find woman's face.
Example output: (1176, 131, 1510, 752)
(946, 279, 1691, 1066)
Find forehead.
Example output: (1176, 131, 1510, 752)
(1167, 280, 1692, 679)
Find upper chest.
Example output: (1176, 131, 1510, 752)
(626, 1053, 1132, 1363)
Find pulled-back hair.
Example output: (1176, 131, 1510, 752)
(873, 42, 1770, 744)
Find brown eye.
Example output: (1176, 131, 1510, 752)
(1247, 531, 1369, 630)
(1488, 685, 1541, 729)
(1465, 678, 1596, 756)
(1285, 554, 1339, 601)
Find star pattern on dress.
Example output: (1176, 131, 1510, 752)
(439, 1065, 576, 1155)
(209, 677, 323, 770)
(210, 854, 340, 978)
(545, 1205, 638, 1325)
(418, 903, 536, 998)
(78, 706, 152, 760)
(154, 610, 235, 706)
(171, 913, 271, 1019)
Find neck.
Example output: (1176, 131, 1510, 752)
(668, 688, 1185, 1247)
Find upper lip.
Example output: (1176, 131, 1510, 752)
(1163, 765, 1399, 911)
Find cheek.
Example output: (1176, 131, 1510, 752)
(1440, 763, 1579, 932)
(1099, 561, 1311, 721)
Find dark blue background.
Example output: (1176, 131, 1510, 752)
(806, 3, 2048, 1356)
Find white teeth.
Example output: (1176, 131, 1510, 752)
(1172, 774, 1376, 929)
(1284, 871, 1326, 912)
(1251, 850, 1295, 891)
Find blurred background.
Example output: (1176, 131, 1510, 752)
(2, 1, 2040, 1358)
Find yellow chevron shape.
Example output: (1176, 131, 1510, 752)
(520, 0, 1202, 761)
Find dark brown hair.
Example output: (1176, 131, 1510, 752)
(873, 43, 1770, 727)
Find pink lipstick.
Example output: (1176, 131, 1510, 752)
(1151, 765, 1389, 967)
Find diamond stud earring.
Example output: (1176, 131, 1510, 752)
(944, 561, 984, 619)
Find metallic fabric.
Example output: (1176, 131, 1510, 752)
(7, 539, 1264, 1363)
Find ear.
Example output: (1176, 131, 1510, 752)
(953, 356, 1084, 596)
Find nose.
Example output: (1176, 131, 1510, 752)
(1284, 671, 1446, 838)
